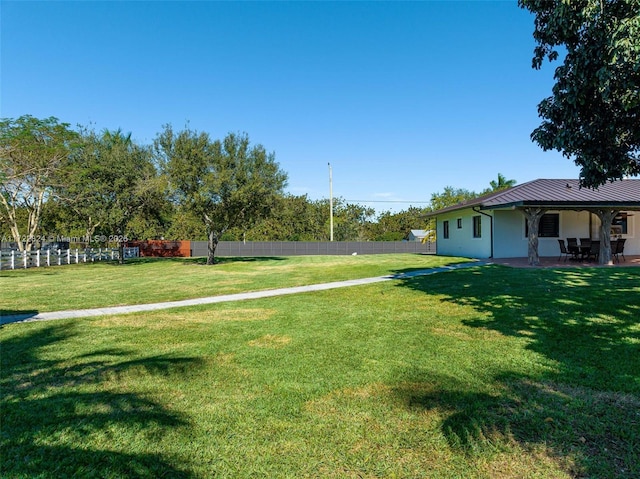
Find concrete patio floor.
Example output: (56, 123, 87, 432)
(490, 255, 640, 268)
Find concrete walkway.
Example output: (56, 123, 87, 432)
(1, 261, 487, 326)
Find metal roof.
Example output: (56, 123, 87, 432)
(427, 178, 640, 216)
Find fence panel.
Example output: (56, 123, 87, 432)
(1, 242, 435, 267)
(191, 241, 435, 257)
(0, 247, 139, 270)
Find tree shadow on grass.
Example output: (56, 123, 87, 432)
(1, 323, 202, 478)
(124, 256, 288, 266)
(206, 256, 288, 265)
(391, 264, 640, 478)
(0, 310, 39, 324)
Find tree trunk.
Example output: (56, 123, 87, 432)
(594, 209, 618, 265)
(207, 229, 218, 265)
(522, 208, 546, 266)
(24, 189, 46, 252)
(84, 216, 100, 245)
(118, 242, 125, 265)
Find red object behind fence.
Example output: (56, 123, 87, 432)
(127, 240, 191, 257)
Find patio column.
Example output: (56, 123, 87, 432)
(522, 207, 546, 266)
(592, 209, 618, 265)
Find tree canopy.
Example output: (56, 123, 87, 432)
(156, 126, 288, 264)
(1, 113, 522, 254)
(0, 115, 79, 251)
(429, 186, 478, 212)
(520, 0, 640, 188)
(59, 128, 164, 262)
(487, 173, 517, 193)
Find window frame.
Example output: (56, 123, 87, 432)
(612, 212, 629, 236)
(524, 213, 560, 238)
(472, 215, 482, 238)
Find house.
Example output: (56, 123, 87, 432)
(408, 229, 432, 242)
(425, 178, 640, 263)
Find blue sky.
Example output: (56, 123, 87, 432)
(1, 1, 580, 214)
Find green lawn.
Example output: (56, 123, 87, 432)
(1, 258, 639, 478)
(0, 254, 467, 314)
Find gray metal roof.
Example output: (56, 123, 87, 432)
(427, 178, 640, 216)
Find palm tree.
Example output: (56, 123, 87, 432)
(489, 173, 516, 192)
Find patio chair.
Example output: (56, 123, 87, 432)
(613, 238, 626, 263)
(577, 238, 592, 259)
(566, 237, 579, 258)
(557, 239, 572, 262)
(586, 240, 600, 261)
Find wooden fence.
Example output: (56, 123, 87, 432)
(0, 247, 139, 270)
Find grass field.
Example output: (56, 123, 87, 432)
(1, 256, 639, 478)
(0, 254, 467, 314)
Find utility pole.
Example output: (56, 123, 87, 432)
(328, 162, 334, 241)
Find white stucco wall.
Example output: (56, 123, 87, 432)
(493, 209, 639, 258)
(438, 208, 638, 259)
(622, 213, 638, 255)
(493, 210, 591, 258)
(493, 210, 526, 258)
(435, 209, 493, 258)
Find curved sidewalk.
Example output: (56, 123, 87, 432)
(1, 261, 487, 325)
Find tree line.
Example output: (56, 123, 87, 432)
(3, 3, 638, 263)
(0, 116, 517, 263)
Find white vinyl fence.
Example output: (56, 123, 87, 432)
(0, 247, 139, 270)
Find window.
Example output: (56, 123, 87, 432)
(457, 218, 462, 229)
(612, 213, 628, 235)
(473, 215, 482, 238)
(525, 213, 559, 238)
(443, 220, 450, 239)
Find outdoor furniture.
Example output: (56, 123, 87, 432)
(577, 238, 592, 259)
(557, 239, 572, 262)
(566, 238, 579, 257)
(613, 238, 626, 262)
(586, 240, 600, 261)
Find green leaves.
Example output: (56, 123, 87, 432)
(156, 126, 288, 263)
(0, 115, 80, 250)
(521, 0, 640, 188)
(59, 128, 165, 253)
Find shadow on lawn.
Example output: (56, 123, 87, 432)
(114, 256, 288, 266)
(0, 310, 39, 324)
(392, 264, 640, 478)
(1, 323, 200, 478)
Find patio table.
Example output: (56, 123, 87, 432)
(567, 244, 590, 260)
(578, 245, 590, 259)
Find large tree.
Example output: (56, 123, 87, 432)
(365, 206, 431, 241)
(57, 128, 163, 263)
(239, 194, 328, 242)
(0, 115, 79, 251)
(156, 126, 287, 264)
(331, 199, 376, 242)
(520, 0, 640, 188)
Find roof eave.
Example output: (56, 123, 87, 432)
(480, 201, 640, 211)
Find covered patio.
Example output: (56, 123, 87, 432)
(427, 179, 640, 265)
(519, 205, 637, 266)
(490, 255, 640, 269)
